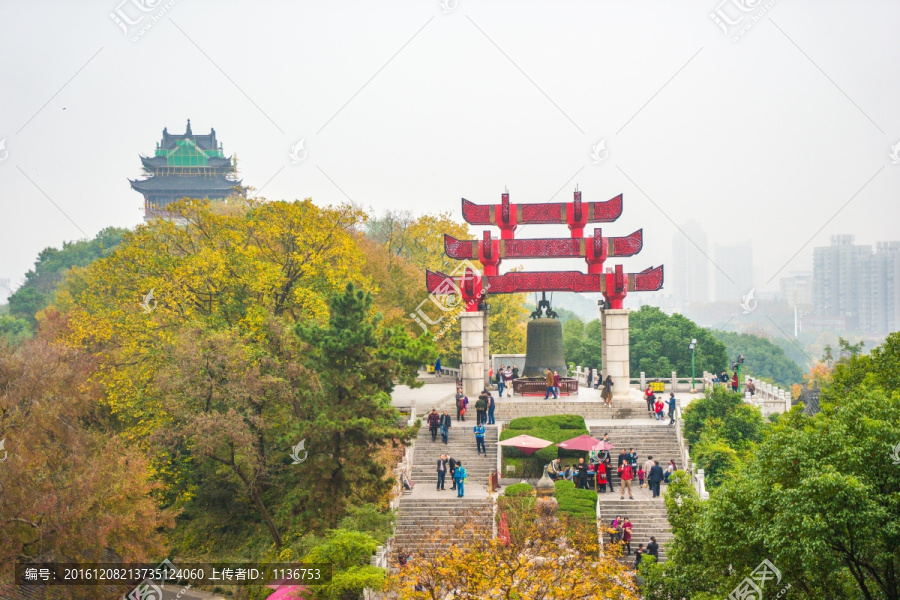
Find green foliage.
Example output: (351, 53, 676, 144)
(301, 529, 385, 600)
(507, 415, 586, 431)
(337, 504, 395, 545)
(629, 306, 727, 378)
(503, 483, 535, 497)
(8, 227, 127, 325)
(0, 314, 32, 345)
(562, 316, 603, 370)
(649, 334, 900, 600)
(554, 480, 597, 516)
(682, 386, 763, 488)
(827, 331, 900, 402)
(712, 330, 805, 388)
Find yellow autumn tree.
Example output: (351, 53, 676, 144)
(388, 516, 638, 599)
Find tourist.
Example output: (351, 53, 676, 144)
(503, 366, 513, 397)
(434, 358, 441, 377)
(576, 457, 589, 489)
(448, 455, 458, 490)
(456, 392, 468, 421)
(474, 421, 486, 456)
(637, 465, 646, 489)
(596, 461, 608, 492)
(601, 375, 614, 407)
(397, 548, 409, 567)
(604, 456, 615, 492)
(622, 517, 633, 555)
(644, 384, 656, 414)
(667, 393, 677, 426)
(747, 377, 757, 395)
(475, 391, 488, 425)
(654, 396, 665, 421)
(512, 364, 519, 380)
(553, 370, 561, 396)
(664, 459, 677, 483)
(617, 449, 628, 471)
(647, 536, 659, 561)
(593, 366, 601, 388)
(634, 544, 645, 569)
(629, 448, 639, 470)
(600, 433, 612, 460)
(620, 462, 634, 500)
(564, 464, 574, 482)
(436, 454, 448, 491)
(586, 366, 593, 388)
(487, 392, 496, 425)
(439, 410, 452, 444)
(544, 369, 558, 399)
(642, 455, 655, 479)
(731, 371, 739, 392)
(497, 365, 506, 396)
(648, 460, 664, 497)
(427, 409, 441, 442)
(549, 458, 562, 480)
(720, 370, 729, 388)
(455, 461, 467, 497)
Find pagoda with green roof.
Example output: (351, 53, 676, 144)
(130, 119, 243, 220)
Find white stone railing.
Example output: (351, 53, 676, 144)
(700, 372, 791, 420)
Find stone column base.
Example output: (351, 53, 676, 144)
(461, 311, 485, 399)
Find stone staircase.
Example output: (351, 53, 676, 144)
(598, 497, 672, 563)
(410, 423, 499, 489)
(391, 422, 497, 559)
(392, 497, 493, 558)
(589, 423, 682, 487)
(496, 400, 651, 421)
(590, 423, 680, 563)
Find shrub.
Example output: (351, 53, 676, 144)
(504, 483, 535, 497)
(508, 415, 586, 431)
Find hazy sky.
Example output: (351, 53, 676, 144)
(1, 0, 899, 299)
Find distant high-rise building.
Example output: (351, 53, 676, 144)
(713, 241, 754, 303)
(813, 235, 900, 333)
(813, 235, 870, 328)
(870, 242, 900, 333)
(779, 271, 813, 307)
(672, 221, 710, 308)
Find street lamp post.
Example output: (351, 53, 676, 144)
(689, 339, 697, 392)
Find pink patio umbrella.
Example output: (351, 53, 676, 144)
(498, 434, 554, 456)
(593, 440, 615, 451)
(267, 580, 309, 600)
(556, 434, 604, 452)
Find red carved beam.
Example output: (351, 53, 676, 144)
(444, 229, 643, 275)
(425, 264, 663, 295)
(444, 229, 642, 259)
(461, 192, 623, 239)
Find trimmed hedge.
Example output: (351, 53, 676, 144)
(554, 480, 598, 517)
(508, 415, 586, 431)
(503, 483, 535, 497)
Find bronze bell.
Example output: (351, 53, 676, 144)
(522, 318, 567, 378)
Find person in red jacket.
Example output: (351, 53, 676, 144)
(553, 370, 562, 396)
(427, 409, 441, 442)
(622, 518, 633, 555)
(731, 371, 739, 392)
(620, 463, 635, 500)
(596, 460, 608, 493)
(654, 398, 665, 421)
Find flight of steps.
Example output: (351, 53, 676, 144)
(392, 497, 493, 558)
(410, 423, 499, 488)
(391, 422, 497, 559)
(591, 423, 681, 563)
(496, 400, 651, 421)
(598, 497, 672, 563)
(589, 423, 682, 487)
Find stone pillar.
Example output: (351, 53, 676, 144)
(601, 308, 630, 401)
(483, 309, 491, 388)
(461, 311, 485, 399)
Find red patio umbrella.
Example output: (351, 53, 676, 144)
(498, 434, 554, 456)
(556, 434, 604, 452)
(593, 440, 615, 451)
